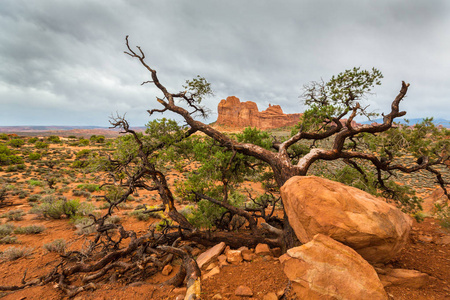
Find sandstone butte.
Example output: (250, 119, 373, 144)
(216, 96, 302, 129)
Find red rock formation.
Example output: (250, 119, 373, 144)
(216, 96, 301, 129)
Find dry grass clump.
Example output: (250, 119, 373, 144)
(1, 246, 33, 261)
(43, 239, 66, 253)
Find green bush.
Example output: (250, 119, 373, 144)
(8, 138, 25, 148)
(35, 141, 49, 149)
(0, 145, 23, 166)
(76, 183, 100, 193)
(28, 179, 43, 187)
(78, 139, 90, 146)
(0, 133, 8, 140)
(47, 135, 61, 143)
(28, 152, 41, 160)
(28, 137, 38, 144)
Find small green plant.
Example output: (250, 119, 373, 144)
(8, 138, 25, 148)
(28, 179, 43, 187)
(31, 199, 94, 219)
(47, 135, 61, 143)
(76, 183, 100, 193)
(43, 239, 66, 253)
(435, 203, 450, 228)
(35, 141, 49, 149)
(28, 152, 42, 161)
(1, 246, 33, 261)
(73, 217, 96, 235)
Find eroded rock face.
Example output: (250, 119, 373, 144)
(280, 176, 412, 264)
(216, 96, 302, 129)
(283, 234, 388, 300)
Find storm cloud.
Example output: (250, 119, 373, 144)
(1, 0, 449, 126)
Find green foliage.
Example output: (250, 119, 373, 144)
(28, 137, 38, 144)
(76, 183, 100, 193)
(182, 75, 214, 104)
(76, 149, 91, 159)
(35, 141, 49, 149)
(0, 133, 8, 140)
(90, 135, 105, 143)
(8, 138, 25, 148)
(28, 152, 42, 161)
(300, 67, 382, 131)
(0, 145, 23, 166)
(28, 179, 43, 187)
(47, 135, 61, 143)
(78, 138, 90, 146)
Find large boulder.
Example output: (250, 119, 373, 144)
(281, 176, 412, 263)
(282, 234, 388, 300)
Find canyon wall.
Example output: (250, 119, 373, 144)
(216, 96, 302, 129)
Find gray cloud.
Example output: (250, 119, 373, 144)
(0, 0, 449, 126)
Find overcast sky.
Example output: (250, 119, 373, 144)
(1, 0, 449, 126)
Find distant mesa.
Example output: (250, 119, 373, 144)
(216, 96, 302, 129)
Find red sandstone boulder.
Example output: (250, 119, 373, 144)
(280, 176, 412, 264)
(283, 234, 388, 300)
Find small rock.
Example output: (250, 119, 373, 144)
(226, 249, 243, 264)
(242, 249, 256, 261)
(203, 266, 220, 280)
(196, 242, 226, 269)
(277, 289, 285, 298)
(212, 293, 223, 299)
(161, 264, 173, 276)
(263, 292, 278, 300)
(378, 268, 429, 288)
(255, 243, 272, 256)
(237, 246, 249, 251)
(417, 235, 433, 243)
(206, 262, 217, 270)
(436, 236, 450, 245)
(172, 287, 187, 295)
(218, 254, 229, 266)
(175, 295, 184, 300)
(235, 285, 253, 297)
(271, 247, 282, 257)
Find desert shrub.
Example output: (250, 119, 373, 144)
(72, 190, 92, 198)
(73, 217, 96, 235)
(71, 160, 88, 168)
(0, 133, 8, 140)
(28, 152, 41, 161)
(8, 138, 25, 148)
(14, 225, 46, 234)
(68, 135, 77, 139)
(35, 141, 49, 149)
(28, 179, 43, 187)
(0, 223, 15, 237)
(128, 209, 151, 221)
(28, 137, 38, 144)
(0, 145, 23, 166)
(47, 135, 61, 143)
(76, 183, 100, 193)
(90, 135, 105, 144)
(0, 235, 18, 244)
(76, 149, 91, 159)
(31, 199, 94, 219)
(1, 209, 25, 221)
(1, 246, 33, 261)
(78, 139, 90, 146)
(43, 239, 66, 253)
